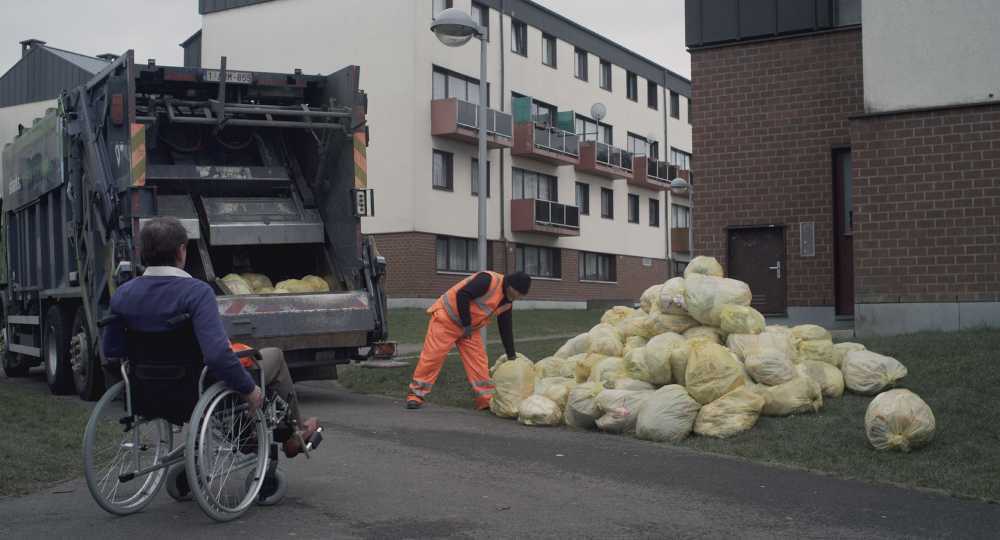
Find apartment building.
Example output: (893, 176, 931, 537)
(686, 0, 999, 335)
(185, 0, 693, 306)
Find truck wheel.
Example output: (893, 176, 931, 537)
(70, 307, 104, 401)
(43, 306, 75, 394)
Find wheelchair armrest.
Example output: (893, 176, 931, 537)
(235, 348, 258, 360)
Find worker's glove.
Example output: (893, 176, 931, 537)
(462, 325, 474, 338)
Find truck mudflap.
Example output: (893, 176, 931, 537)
(217, 291, 374, 351)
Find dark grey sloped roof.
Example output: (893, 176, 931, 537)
(0, 45, 110, 108)
(43, 46, 110, 74)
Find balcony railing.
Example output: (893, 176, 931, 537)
(533, 199, 580, 229)
(454, 99, 513, 139)
(510, 198, 580, 236)
(647, 158, 674, 181)
(595, 142, 633, 170)
(533, 125, 580, 157)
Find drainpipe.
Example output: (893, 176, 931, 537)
(662, 69, 672, 276)
(499, 0, 510, 272)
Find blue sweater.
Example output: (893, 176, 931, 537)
(101, 268, 255, 394)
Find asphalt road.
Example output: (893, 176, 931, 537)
(1, 380, 997, 539)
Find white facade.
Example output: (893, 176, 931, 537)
(862, 0, 1000, 113)
(0, 99, 57, 182)
(200, 0, 691, 264)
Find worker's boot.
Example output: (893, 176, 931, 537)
(405, 398, 423, 410)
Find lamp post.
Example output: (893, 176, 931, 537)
(432, 8, 489, 273)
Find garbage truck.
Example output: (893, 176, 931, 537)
(1, 51, 390, 400)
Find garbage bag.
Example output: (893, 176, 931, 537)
(683, 326, 724, 345)
(489, 353, 535, 418)
(865, 389, 936, 452)
(719, 305, 766, 336)
(534, 377, 576, 409)
(658, 277, 688, 315)
(693, 388, 766, 438)
(301, 274, 331, 292)
(669, 341, 692, 386)
(595, 389, 654, 434)
(646, 333, 686, 383)
(684, 275, 752, 327)
(561, 353, 586, 379)
(832, 342, 866, 369)
(796, 360, 845, 398)
(745, 348, 796, 386)
(624, 344, 673, 386)
(240, 273, 274, 292)
(649, 313, 699, 335)
(588, 356, 625, 387)
(274, 278, 314, 294)
(564, 382, 605, 429)
(623, 336, 648, 356)
(588, 324, 624, 357)
(257, 286, 275, 294)
(555, 333, 592, 359)
(640, 285, 663, 313)
(761, 377, 823, 416)
(574, 353, 607, 383)
(222, 274, 254, 295)
(685, 341, 746, 405)
(796, 339, 834, 365)
(635, 385, 702, 442)
(613, 378, 655, 391)
(791, 324, 831, 343)
(601, 306, 639, 326)
(727, 332, 794, 363)
(615, 314, 658, 340)
(517, 395, 563, 426)
(534, 356, 568, 380)
(683, 256, 724, 279)
(842, 351, 908, 395)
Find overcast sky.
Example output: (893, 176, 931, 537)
(0, 0, 689, 79)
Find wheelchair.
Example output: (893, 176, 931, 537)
(82, 314, 316, 522)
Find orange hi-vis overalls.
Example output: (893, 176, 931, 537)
(408, 271, 512, 409)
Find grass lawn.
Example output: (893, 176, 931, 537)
(387, 308, 602, 345)
(0, 379, 113, 496)
(340, 325, 1000, 502)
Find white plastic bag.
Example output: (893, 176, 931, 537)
(684, 274, 752, 327)
(555, 333, 592, 359)
(683, 256, 724, 279)
(832, 342, 866, 369)
(564, 382, 605, 429)
(865, 389, 936, 452)
(595, 389, 653, 434)
(588, 356, 626, 387)
(517, 395, 563, 426)
(658, 277, 688, 315)
(635, 385, 701, 442)
(640, 285, 663, 314)
(796, 360, 845, 398)
(534, 377, 576, 409)
(842, 351, 908, 395)
(719, 305, 765, 336)
(745, 348, 796, 386)
(600, 306, 639, 326)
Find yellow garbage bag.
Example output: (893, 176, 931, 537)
(683, 255, 724, 279)
(726, 332, 794, 363)
(615, 314, 658, 340)
(842, 351, 908, 395)
(761, 377, 823, 416)
(600, 306, 638, 326)
(588, 356, 626, 387)
(534, 377, 576, 410)
(669, 341, 692, 386)
(274, 278, 313, 293)
(301, 274, 331, 292)
(683, 326, 724, 345)
(517, 395, 563, 426)
(791, 324, 831, 343)
(685, 341, 746, 405)
(640, 284, 663, 313)
(240, 273, 273, 292)
(693, 388, 766, 438)
(719, 304, 766, 336)
(588, 323, 624, 357)
(684, 274, 752, 327)
(533, 356, 567, 380)
(564, 381, 605, 429)
(555, 333, 592, 358)
(832, 342, 866, 369)
(796, 339, 834, 365)
(796, 360, 845, 398)
(635, 385, 701, 442)
(595, 389, 654, 434)
(623, 336, 648, 356)
(574, 353, 607, 383)
(649, 313, 699, 335)
(658, 277, 688, 315)
(489, 353, 534, 418)
(745, 348, 796, 386)
(865, 389, 936, 452)
(221, 274, 253, 295)
(612, 378, 655, 391)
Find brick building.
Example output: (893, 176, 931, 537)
(686, 0, 999, 335)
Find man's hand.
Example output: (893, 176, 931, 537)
(244, 386, 264, 416)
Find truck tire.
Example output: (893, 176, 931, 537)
(43, 306, 75, 394)
(71, 307, 104, 401)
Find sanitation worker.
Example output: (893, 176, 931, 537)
(406, 270, 532, 410)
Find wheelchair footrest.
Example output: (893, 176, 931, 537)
(305, 427, 323, 452)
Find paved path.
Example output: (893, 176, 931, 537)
(1, 381, 997, 539)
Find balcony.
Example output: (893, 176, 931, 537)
(431, 98, 513, 149)
(671, 227, 691, 254)
(576, 141, 633, 179)
(629, 156, 676, 191)
(510, 199, 580, 237)
(512, 123, 580, 166)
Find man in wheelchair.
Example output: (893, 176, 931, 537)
(101, 216, 321, 459)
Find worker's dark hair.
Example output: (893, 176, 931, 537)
(505, 271, 532, 295)
(140, 217, 188, 267)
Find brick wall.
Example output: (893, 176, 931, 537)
(372, 232, 667, 303)
(850, 104, 1000, 303)
(690, 28, 863, 306)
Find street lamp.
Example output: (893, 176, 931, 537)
(432, 8, 489, 273)
(670, 177, 690, 194)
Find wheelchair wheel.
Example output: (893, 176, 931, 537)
(165, 463, 192, 502)
(185, 382, 270, 522)
(83, 381, 171, 515)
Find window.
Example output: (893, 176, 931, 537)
(512, 167, 558, 201)
(580, 252, 616, 282)
(512, 20, 527, 56)
(513, 92, 557, 126)
(516, 245, 561, 278)
(471, 2, 489, 40)
(647, 80, 658, 110)
(670, 147, 691, 170)
(542, 34, 557, 67)
(471, 158, 491, 197)
(672, 205, 691, 228)
(574, 115, 613, 145)
(628, 194, 640, 224)
(627, 132, 648, 157)
(670, 91, 680, 119)
(671, 260, 687, 277)
(687, 98, 692, 124)
(436, 236, 486, 272)
(574, 48, 588, 81)
(432, 150, 453, 190)
(649, 199, 660, 228)
(600, 187, 614, 219)
(575, 182, 590, 215)
(648, 140, 660, 160)
(599, 60, 612, 91)
(432, 66, 489, 106)
(626, 72, 638, 101)
(432, 0, 452, 17)
(599, 124, 612, 145)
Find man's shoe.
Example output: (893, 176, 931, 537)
(406, 399, 422, 410)
(283, 417, 320, 458)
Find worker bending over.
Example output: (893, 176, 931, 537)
(407, 271, 532, 410)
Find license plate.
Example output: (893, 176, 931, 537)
(204, 69, 253, 84)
